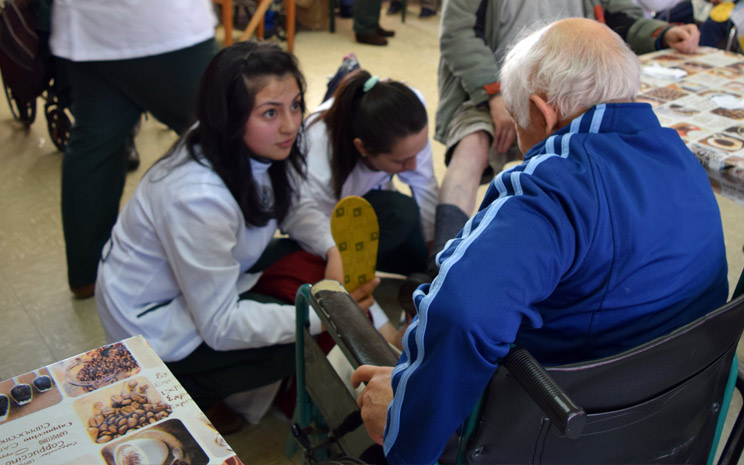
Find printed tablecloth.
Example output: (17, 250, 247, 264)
(0, 336, 242, 465)
(639, 46, 744, 205)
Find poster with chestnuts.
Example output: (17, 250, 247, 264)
(0, 336, 243, 465)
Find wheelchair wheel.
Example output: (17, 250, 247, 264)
(45, 103, 72, 152)
(3, 80, 37, 126)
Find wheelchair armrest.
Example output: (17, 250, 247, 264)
(310, 280, 399, 368)
(503, 348, 586, 439)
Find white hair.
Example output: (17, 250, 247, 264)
(501, 20, 641, 129)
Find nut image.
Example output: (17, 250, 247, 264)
(85, 380, 172, 443)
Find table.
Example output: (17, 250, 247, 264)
(0, 336, 242, 465)
(639, 46, 744, 206)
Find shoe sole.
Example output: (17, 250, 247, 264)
(331, 196, 379, 292)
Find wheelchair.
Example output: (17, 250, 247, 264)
(291, 271, 744, 464)
(0, 0, 72, 152)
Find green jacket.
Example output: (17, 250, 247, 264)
(434, 0, 669, 143)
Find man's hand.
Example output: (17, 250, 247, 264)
(351, 365, 395, 445)
(487, 94, 517, 154)
(663, 24, 700, 54)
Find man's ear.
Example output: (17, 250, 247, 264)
(352, 137, 366, 155)
(529, 94, 559, 136)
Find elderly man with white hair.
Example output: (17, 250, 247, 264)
(351, 17, 728, 465)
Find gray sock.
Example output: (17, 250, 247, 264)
(428, 203, 470, 274)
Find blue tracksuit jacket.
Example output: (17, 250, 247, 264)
(384, 103, 729, 464)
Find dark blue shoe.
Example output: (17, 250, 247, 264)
(419, 7, 435, 18)
(339, 6, 353, 17)
(386, 1, 402, 15)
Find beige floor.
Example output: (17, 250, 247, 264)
(1, 7, 744, 464)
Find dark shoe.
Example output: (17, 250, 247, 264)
(386, 1, 402, 14)
(355, 32, 388, 46)
(338, 5, 353, 17)
(398, 272, 433, 318)
(376, 25, 395, 37)
(71, 284, 95, 299)
(419, 7, 436, 18)
(205, 401, 245, 435)
(479, 164, 494, 185)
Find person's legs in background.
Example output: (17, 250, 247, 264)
(419, 0, 437, 18)
(121, 39, 218, 135)
(354, 0, 394, 46)
(60, 39, 217, 299)
(387, 0, 436, 18)
(60, 59, 141, 298)
(654, 0, 693, 23)
(700, 17, 734, 49)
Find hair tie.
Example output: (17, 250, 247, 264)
(363, 75, 380, 93)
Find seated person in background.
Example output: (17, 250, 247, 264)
(95, 42, 376, 433)
(432, 0, 702, 270)
(351, 17, 728, 465)
(284, 70, 439, 340)
(633, 0, 686, 17)
(642, 0, 734, 49)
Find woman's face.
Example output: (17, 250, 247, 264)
(242, 74, 303, 161)
(363, 125, 429, 174)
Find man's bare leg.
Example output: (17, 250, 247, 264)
(426, 130, 491, 274)
(439, 130, 491, 216)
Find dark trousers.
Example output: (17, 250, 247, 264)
(353, 0, 382, 35)
(59, 38, 218, 288)
(166, 334, 295, 410)
(165, 239, 304, 410)
(365, 190, 428, 275)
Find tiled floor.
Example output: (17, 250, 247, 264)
(1, 6, 743, 464)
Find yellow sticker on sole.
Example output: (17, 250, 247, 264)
(331, 196, 379, 292)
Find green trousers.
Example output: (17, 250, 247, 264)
(58, 38, 218, 288)
(353, 0, 382, 35)
(365, 190, 428, 275)
(165, 239, 300, 409)
(166, 318, 295, 410)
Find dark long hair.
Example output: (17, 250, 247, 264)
(320, 70, 428, 199)
(159, 41, 307, 227)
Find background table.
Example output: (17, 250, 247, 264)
(639, 46, 744, 206)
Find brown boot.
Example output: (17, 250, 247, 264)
(355, 32, 388, 46)
(376, 25, 395, 37)
(71, 284, 95, 299)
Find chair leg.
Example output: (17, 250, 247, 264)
(286, 0, 295, 52)
(401, 0, 406, 22)
(238, 0, 274, 42)
(223, 0, 234, 46)
(329, 0, 335, 33)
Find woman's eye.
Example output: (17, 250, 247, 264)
(291, 101, 301, 111)
(264, 109, 277, 118)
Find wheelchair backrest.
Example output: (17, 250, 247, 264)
(464, 294, 744, 464)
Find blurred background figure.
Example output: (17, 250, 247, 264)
(49, 0, 218, 298)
